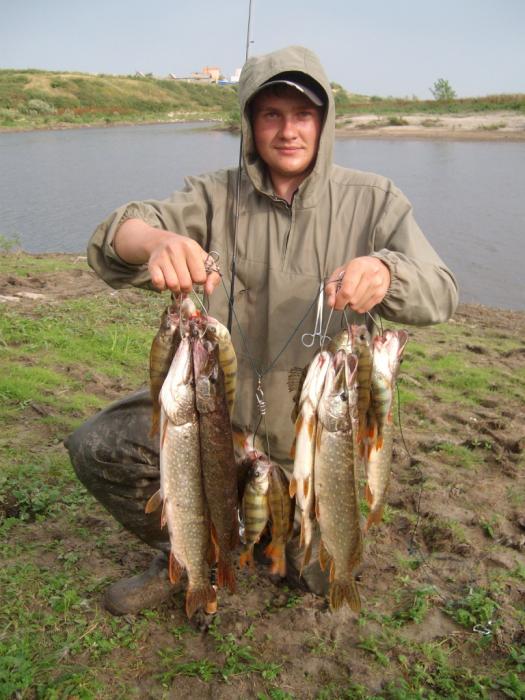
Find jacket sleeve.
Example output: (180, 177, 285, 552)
(87, 173, 216, 290)
(370, 186, 459, 325)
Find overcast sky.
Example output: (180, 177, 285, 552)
(2, 0, 524, 98)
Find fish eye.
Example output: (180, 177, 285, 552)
(340, 391, 348, 401)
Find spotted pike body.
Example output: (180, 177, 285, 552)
(368, 329, 409, 451)
(364, 329, 408, 529)
(315, 351, 362, 613)
(151, 337, 215, 619)
(350, 325, 373, 449)
(193, 333, 238, 593)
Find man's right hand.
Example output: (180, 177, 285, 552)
(113, 219, 221, 296)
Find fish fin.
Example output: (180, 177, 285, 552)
(289, 476, 297, 498)
(364, 482, 374, 507)
(329, 579, 361, 613)
(376, 434, 384, 451)
(299, 516, 305, 548)
(160, 416, 169, 449)
(329, 559, 336, 583)
(315, 425, 323, 451)
(289, 438, 296, 459)
(239, 547, 254, 569)
(307, 416, 316, 439)
(160, 501, 168, 529)
(217, 555, 236, 593)
(300, 541, 312, 574)
(318, 539, 330, 572)
(144, 489, 162, 514)
(149, 407, 160, 438)
(303, 477, 309, 499)
(295, 413, 304, 437)
(287, 366, 304, 393)
(209, 522, 220, 562)
(264, 541, 286, 577)
(168, 551, 183, 584)
(185, 584, 217, 619)
(365, 505, 385, 532)
(315, 496, 320, 522)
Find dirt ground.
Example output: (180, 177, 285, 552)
(2, 258, 524, 698)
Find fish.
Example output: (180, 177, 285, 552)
(265, 463, 295, 577)
(146, 336, 215, 619)
(368, 329, 409, 451)
(289, 351, 330, 570)
(204, 315, 237, 417)
(148, 297, 197, 437)
(193, 332, 239, 593)
(239, 456, 272, 569)
(364, 329, 408, 530)
(350, 325, 373, 449)
(148, 304, 180, 437)
(315, 350, 363, 613)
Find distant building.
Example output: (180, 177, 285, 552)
(230, 68, 241, 83)
(202, 66, 221, 82)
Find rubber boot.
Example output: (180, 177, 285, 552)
(103, 553, 181, 616)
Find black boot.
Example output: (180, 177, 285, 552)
(103, 553, 181, 615)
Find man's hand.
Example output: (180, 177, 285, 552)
(148, 233, 221, 296)
(113, 219, 221, 296)
(325, 256, 391, 313)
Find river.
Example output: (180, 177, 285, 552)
(0, 123, 523, 310)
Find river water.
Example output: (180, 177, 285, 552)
(0, 123, 523, 309)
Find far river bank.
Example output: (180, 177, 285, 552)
(1, 110, 525, 140)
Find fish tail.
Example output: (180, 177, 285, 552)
(185, 584, 217, 619)
(168, 551, 183, 584)
(264, 541, 286, 577)
(217, 554, 236, 593)
(239, 547, 254, 569)
(365, 505, 384, 532)
(300, 541, 312, 575)
(329, 579, 361, 613)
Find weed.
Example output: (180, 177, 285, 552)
(390, 585, 437, 625)
(444, 586, 500, 630)
(357, 636, 390, 666)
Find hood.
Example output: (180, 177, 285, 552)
(238, 45, 335, 207)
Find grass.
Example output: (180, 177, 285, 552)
(1, 69, 524, 131)
(1, 252, 524, 698)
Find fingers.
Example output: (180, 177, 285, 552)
(148, 234, 216, 295)
(327, 257, 391, 313)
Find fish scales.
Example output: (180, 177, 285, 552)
(240, 457, 271, 568)
(193, 333, 238, 593)
(315, 351, 362, 613)
(265, 464, 294, 576)
(290, 351, 330, 570)
(149, 304, 180, 437)
(156, 337, 215, 619)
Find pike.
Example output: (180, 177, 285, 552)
(315, 350, 362, 612)
(265, 463, 294, 577)
(204, 315, 237, 417)
(148, 298, 197, 437)
(146, 337, 216, 619)
(289, 351, 330, 570)
(193, 331, 238, 593)
(365, 329, 408, 529)
(350, 325, 373, 449)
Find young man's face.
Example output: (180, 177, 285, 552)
(251, 88, 323, 187)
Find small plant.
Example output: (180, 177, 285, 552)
(0, 233, 21, 254)
(444, 586, 499, 631)
(387, 115, 409, 126)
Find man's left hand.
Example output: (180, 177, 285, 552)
(325, 256, 391, 312)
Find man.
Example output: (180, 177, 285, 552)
(67, 46, 458, 615)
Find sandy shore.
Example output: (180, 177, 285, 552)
(335, 110, 525, 140)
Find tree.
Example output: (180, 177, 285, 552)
(430, 78, 457, 101)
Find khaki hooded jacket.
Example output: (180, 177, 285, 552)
(87, 45, 458, 464)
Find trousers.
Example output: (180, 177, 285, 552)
(65, 388, 329, 595)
